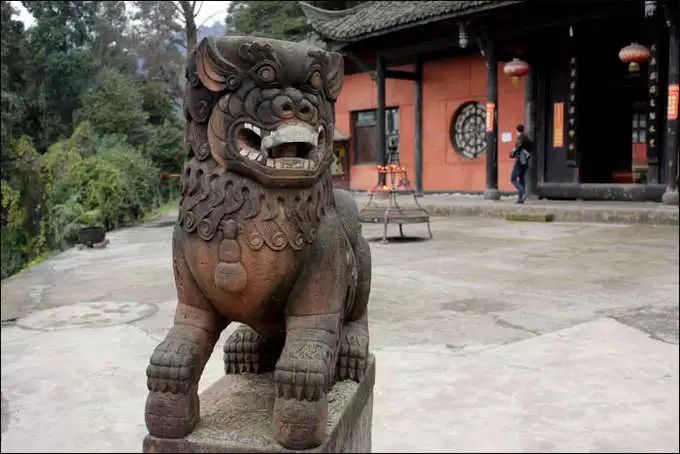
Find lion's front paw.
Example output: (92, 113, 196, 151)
(274, 331, 336, 400)
(146, 339, 198, 393)
(145, 389, 199, 438)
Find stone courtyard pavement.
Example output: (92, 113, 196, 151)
(1, 208, 678, 452)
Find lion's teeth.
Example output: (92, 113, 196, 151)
(239, 148, 248, 156)
(248, 151, 260, 160)
(266, 159, 274, 167)
(243, 122, 262, 137)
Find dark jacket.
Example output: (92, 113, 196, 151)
(510, 133, 532, 166)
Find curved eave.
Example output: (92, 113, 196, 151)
(299, 1, 522, 44)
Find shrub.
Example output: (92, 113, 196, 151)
(46, 143, 160, 247)
(0, 137, 45, 278)
(1, 180, 29, 278)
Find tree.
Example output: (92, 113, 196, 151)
(1, 1, 27, 178)
(176, 1, 198, 51)
(225, 1, 311, 41)
(20, 1, 100, 150)
(132, 1, 185, 106)
(224, 1, 364, 41)
(90, 1, 138, 76)
(77, 67, 149, 145)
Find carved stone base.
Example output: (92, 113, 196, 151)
(143, 354, 375, 453)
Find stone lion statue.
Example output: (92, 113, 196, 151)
(144, 36, 371, 450)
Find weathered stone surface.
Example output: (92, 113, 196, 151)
(143, 355, 375, 453)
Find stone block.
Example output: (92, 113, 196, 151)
(505, 213, 555, 222)
(143, 354, 375, 453)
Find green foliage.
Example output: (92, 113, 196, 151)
(47, 143, 160, 246)
(140, 81, 176, 125)
(143, 120, 184, 165)
(226, 1, 311, 41)
(40, 121, 93, 189)
(90, 1, 138, 75)
(132, 1, 185, 104)
(19, 1, 100, 150)
(0, 137, 45, 278)
(48, 195, 104, 248)
(1, 0, 188, 279)
(77, 68, 149, 145)
(1, 181, 27, 278)
(1, 1, 27, 178)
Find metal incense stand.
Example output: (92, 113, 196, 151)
(358, 139, 432, 243)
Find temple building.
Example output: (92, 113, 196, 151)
(299, 0, 679, 203)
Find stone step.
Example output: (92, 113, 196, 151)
(352, 194, 679, 225)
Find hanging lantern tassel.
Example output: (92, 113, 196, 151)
(618, 42, 650, 73)
(503, 58, 530, 84)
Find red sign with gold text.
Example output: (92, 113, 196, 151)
(553, 102, 564, 148)
(668, 84, 679, 121)
(486, 102, 495, 132)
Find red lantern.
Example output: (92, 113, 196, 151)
(503, 58, 529, 83)
(618, 42, 650, 73)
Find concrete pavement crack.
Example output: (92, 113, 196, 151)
(493, 316, 542, 336)
(127, 322, 164, 342)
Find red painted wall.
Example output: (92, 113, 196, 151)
(335, 56, 526, 192)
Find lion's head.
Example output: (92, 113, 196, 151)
(184, 36, 343, 189)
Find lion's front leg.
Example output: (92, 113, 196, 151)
(272, 313, 341, 449)
(145, 235, 228, 439)
(272, 215, 351, 449)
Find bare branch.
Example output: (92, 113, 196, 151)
(170, 1, 185, 24)
(194, 1, 204, 19)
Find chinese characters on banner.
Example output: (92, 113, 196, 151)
(668, 84, 679, 121)
(553, 102, 564, 147)
(486, 102, 495, 132)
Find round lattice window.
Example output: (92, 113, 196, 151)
(450, 102, 487, 159)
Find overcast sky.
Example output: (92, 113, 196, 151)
(10, 1, 231, 28)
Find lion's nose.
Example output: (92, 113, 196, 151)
(272, 96, 296, 119)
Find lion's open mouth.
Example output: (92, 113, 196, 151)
(235, 122, 325, 171)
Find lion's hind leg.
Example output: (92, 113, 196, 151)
(224, 324, 283, 374)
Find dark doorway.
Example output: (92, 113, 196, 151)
(577, 17, 648, 184)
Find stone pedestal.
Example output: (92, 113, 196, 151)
(143, 354, 375, 453)
(483, 189, 501, 200)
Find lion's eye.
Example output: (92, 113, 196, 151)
(308, 70, 322, 89)
(258, 65, 276, 83)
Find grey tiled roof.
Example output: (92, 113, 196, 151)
(299, 1, 519, 42)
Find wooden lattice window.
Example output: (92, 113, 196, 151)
(450, 102, 487, 159)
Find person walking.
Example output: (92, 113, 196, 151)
(509, 124, 532, 203)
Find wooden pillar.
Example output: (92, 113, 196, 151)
(484, 39, 500, 200)
(414, 58, 423, 195)
(525, 65, 538, 197)
(376, 55, 386, 185)
(662, 3, 679, 204)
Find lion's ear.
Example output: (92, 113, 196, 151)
(324, 52, 344, 101)
(195, 38, 242, 92)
